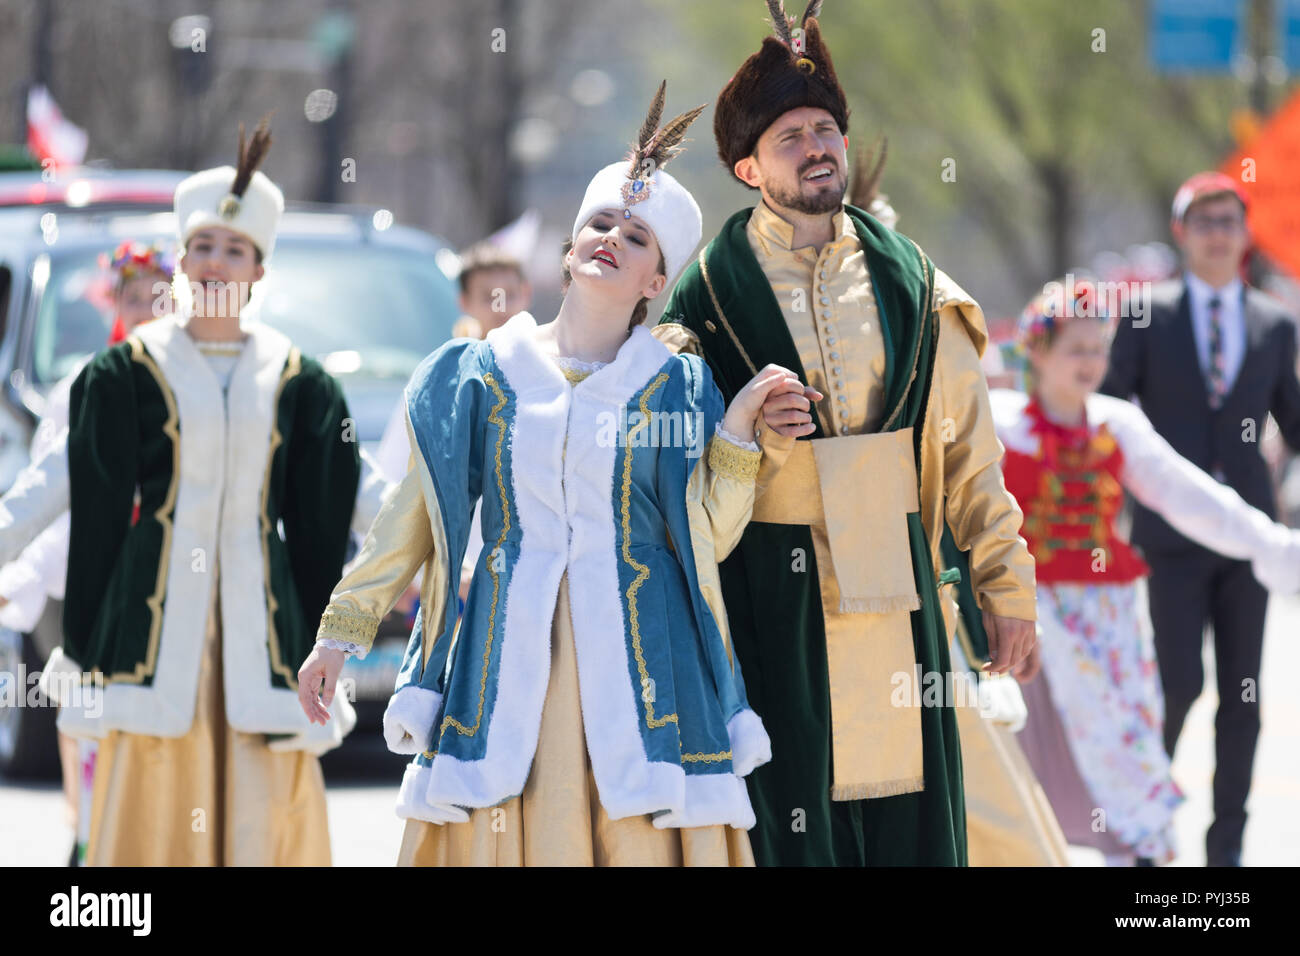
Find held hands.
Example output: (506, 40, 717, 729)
(722, 364, 823, 442)
(297, 644, 347, 725)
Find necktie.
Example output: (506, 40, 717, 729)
(1206, 295, 1228, 409)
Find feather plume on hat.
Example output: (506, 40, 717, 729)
(174, 112, 285, 259)
(624, 81, 706, 196)
(572, 81, 706, 290)
(219, 113, 273, 219)
(715, 0, 849, 182)
(848, 136, 888, 209)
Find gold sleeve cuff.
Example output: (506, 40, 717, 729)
(317, 605, 381, 652)
(708, 434, 761, 483)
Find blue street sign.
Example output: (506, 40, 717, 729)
(1150, 0, 1244, 73)
(1278, 0, 1300, 68)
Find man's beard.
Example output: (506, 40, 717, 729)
(767, 158, 845, 215)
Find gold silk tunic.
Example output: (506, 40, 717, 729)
(658, 201, 1036, 798)
(742, 200, 1035, 632)
(747, 201, 890, 436)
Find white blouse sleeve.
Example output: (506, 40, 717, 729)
(0, 431, 70, 568)
(1107, 398, 1300, 592)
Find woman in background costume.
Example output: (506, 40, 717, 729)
(3, 119, 362, 865)
(997, 280, 1300, 865)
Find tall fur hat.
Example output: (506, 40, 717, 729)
(714, 1, 849, 183)
(174, 114, 283, 259)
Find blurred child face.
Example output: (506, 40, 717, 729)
(180, 226, 264, 315)
(115, 273, 172, 331)
(567, 209, 666, 306)
(459, 267, 531, 333)
(1030, 319, 1110, 404)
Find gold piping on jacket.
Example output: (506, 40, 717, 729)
(261, 348, 303, 688)
(440, 373, 509, 738)
(621, 372, 678, 730)
(100, 337, 180, 686)
(698, 249, 758, 377)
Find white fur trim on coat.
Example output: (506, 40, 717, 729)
(397, 762, 469, 824)
(383, 685, 443, 755)
(266, 694, 358, 756)
(652, 772, 757, 830)
(726, 708, 772, 778)
(57, 315, 350, 754)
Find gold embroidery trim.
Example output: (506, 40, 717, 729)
(99, 337, 180, 686)
(707, 434, 761, 483)
(317, 605, 380, 647)
(622, 372, 679, 730)
(681, 750, 732, 763)
(263, 348, 303, 686)
(440, 373, 509, 738)
(698, 248, 759, 376)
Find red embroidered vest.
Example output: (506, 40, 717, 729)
(1001, 398, 1150, 584)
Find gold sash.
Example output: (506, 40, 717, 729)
(752, 430, 925, 800)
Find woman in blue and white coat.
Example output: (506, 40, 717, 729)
(298, 85, 818, 866)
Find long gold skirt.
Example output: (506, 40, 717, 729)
(955, 694, 1070, 867)
(85, 564, 331, 866)
(397, 574, 755, 866)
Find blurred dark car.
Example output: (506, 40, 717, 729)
(0, 187, 460, 779)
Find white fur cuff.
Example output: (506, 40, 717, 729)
(266, 693, 358, 756)
(38, 646, 85, 706)
(652, 771, 757, 830)
(395, 761, 470, 824)
(726, 708, 772, 777)
(383, 685, 442, 755)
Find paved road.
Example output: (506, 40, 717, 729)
(5, 594, 1299, 866)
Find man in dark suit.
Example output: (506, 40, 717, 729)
(1102, 172, 1300, 866)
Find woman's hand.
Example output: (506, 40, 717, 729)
(297, 644, 347, 725)
(723, 365, 821, 441)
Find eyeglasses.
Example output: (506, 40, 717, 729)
(1183, 214, 1246, 234)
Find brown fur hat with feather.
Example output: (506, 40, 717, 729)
(714, 1, 849, 184)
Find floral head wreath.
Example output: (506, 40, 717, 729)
(100, 240, 176, 283)
(1016, 277, 1113, 354)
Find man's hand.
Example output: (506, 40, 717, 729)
(760, 378, 824, 439)
(1011, 635, 1042, 683)
(981, 612, 1036, 676)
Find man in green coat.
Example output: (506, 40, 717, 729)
(653, 1, 1037, 865)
